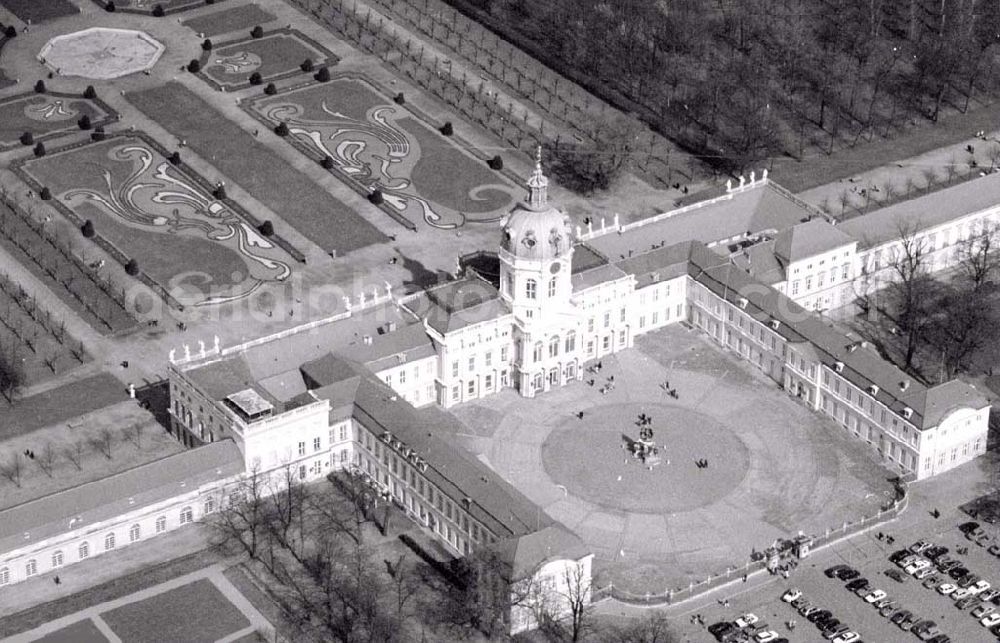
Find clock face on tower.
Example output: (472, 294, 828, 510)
(549, 262, 561, 274)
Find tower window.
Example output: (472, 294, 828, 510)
(548, 277, 557, 297)
(526, 279, 537, 299)
(506, 274, 514, 295)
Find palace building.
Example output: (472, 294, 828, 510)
(2, 158, 994, 634)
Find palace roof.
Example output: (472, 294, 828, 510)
(773, 219, 855, 262)
(404, 276, 512, 335)
(490, 524, 591, 580)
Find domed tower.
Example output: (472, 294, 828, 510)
(498, 148, 573, 322)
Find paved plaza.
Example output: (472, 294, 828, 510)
(451, 325, 897, 594)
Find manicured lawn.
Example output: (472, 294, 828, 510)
(183, 3, 276, 37)
(101, 579, 249, 643)
(33, 619, 108, 643)
(252, 78, 516, 229)
(203, 32, 332, 89)
(0, 0, 79, 22)
(0, 372, 126, 440)
(90, 0, 220, 14)
(21, 135, 293, 306)
(131, 82, 387, 255)
(0, 93, 111, 151)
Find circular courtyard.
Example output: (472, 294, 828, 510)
(541, 402, 750, 513)
(39, 28, 165, 80)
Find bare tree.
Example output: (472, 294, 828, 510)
(956, 222, 1000, 292)
(125, 422, 145, 449)
(63, 441, 85, 471)
(606, 612, 678, 642)
(89, 427, 116, 459)
(0, 452, 23, 487)
(36, 442, 57, 478)
(881, 221, 937, 371)
(0, 346, 26, 405)
(316, 471, 376, 545)
(534, 563, 593, 643)
(210, 466, 270, 560)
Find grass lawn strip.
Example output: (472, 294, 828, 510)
(0, 372, 126, 439)
(88, 0, 226, 16)
(0, 92, 118, 152)
(101, 578, 250, 643)
(31, 618, 108, 643)
(0, 0, 79, 22)
(182, 3, 276, 38)
(130, 82, 387, 255)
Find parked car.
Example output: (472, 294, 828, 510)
(755, 630, 780, 643)
(822, 623, 849, 640)
(825, 564, 850, 578)
(791, 596, 809, 609)
(891, 609, 913, 626)
(967, 527, 987, 541)
(807, 609, 832, 623)
(969, 579, 991, 594)
(781, 588, 801, 603)
(936, 560, 960, 573)
(981, 613, 1000, 627)
(972, 604, 994, 619)
(956, 595, 982, 610)
(846, 578, 869, 591)
(832, 632, 859, 643)
(906, 559, 932, 574)
(914, 567, 936, 580)
(709, 621, 738, 642)
(864, 589, 887, 603)
(885, 568, 907, 583)
(973, 531, 993, 547)
(937, 582, 958, 595)
(836, 567, 860, 581)
(897, 554, 920, 568)
(922, 575, 942, 589)
(927, 635, 950, 643)
(951, 587, 973, 600)
(734, 613, 759, 629)
(889, 549, 912, 563)
(948, 566, 969, 580)
(853, 582, 873, 596)
(800, 605, 820, 618)
(957, 574, 981, 589)
(820, 617, 842, 632)
(987, 543, 1000, 557)
(910, 540, 934, 554)
(979, 588, 1000, 602)
(911, 620, 940, 640)
(879, 602, 898, 617)
(925, 545, 949, 560)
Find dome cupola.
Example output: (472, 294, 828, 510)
(501, 147, 572, 262)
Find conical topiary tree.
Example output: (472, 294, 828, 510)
(125, 259, 140, 276)
(264, 82, 277, 95)
(39, 187, 52, 201)
(315, 66, 331, 82)
(19, 132, 33, 146)
(169, 151, 181, 165)
(274, 122, 290, 136)
(78, 115, 92, 130)
(105, 0, 116, 11)
(249, 72, 263, 86)
(259, 220, 274, 236)
(81, 220, 96, 238)
(33, 142, 46, 157)
(440, 121, 453, 136)
(300, 58, 314, 72)
(187, 59, 201, 73)
(83, 85, 97, 99)
(152, 4, 165, 17)
(213, 185, 227, 200)
(394, 92, 405, 105)
(321, 156, 334, 170)
(91, 126, 106, 142)
(201, 39, 213, 51)
(4, 25, 16, 39)
(250, 25, 264, 38)
(34, 80, 46, 94)
(488, 155, 504, 170)
(368, 189, 384, 205)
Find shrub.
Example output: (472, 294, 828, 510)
(78, 115, 92, 130)
(39, 187, 52, 201)
(91, 126, 106, 142)
(440, 121, 453, 136)
(187, 59, 201, 73)
(368, 189, 384, 205)
(249, 72, 263, 86)
(125, 259, 140, 276)
(300, 58, 314, 72)
(314, 66, 331, 82)
(105, 1, 116, 11)
(201, 39, 213, 51)
(250, 26, 264, 39)
(320, 155, 334, 170)
(4, 25, 16, 38)
(81, 220, 96, 238)
(206, 0, 215, 4)
(152, 4, 165, 16)
(169, 151, 181, 165)
(274, 122, 290, 136)
(393, 92, 405, 105)
(488, 155, 504, 170)
(33, 142, 46, 157)
(83, 85, 96, 99)
(19, 132, 33, 146)
(213, 185, 227, 200)
(264, 82, 277, 95)
(34, 80, 46, 94)
(259, 220, 275, 237)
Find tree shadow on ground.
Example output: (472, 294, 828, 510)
(135, 380, 172, 433)
(399, 253, 452, 292)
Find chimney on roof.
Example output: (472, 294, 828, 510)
(900, 379, 910, 392)
(869, 384, 879, 396)
(363, 335, 373, 346)
(902, 407, 913, 419)
(835, 361, 844, 373)
(770, 319, 781, 330)
(738, 297, 748, 309)
(387, 321, 397, 333)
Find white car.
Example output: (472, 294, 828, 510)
(914, 567, 936, 580)
(897, 554, 920, 568)
(970, 580, 992, 595)
(952, 587, 973, 600)
(735, 613, 759, 628)
(833, 632, 860, 643)
(755, 631, 780, 643)
(938, 583, 958, 595)
(905, 559, 931, 574)
(983, 613, 1000, 627)
(864, 589, 887, 603)
(781, 588, 802, 603)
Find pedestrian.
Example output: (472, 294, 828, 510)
(54, 575, 60, 585)
(576, 411, 584, 419)
(877, 532, 884, 541)
(742, 574, 748, 583)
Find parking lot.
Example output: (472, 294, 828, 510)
(704, 517, 1000, 643)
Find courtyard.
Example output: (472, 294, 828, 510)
(450, 324, 898, 595)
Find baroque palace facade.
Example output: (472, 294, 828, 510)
(1, 161, 994, 632)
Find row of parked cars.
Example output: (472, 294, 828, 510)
(779, 587, 860, 642)
(893, 530, 1000, 637)
(707, 613, 787, 643)
(823, 562, 950, 642)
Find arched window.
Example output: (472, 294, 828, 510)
(204, 497, 215, 515)
(525, 279, 537, 300)
(565, 332, 576, 353)
(0, 567, 8, 586)
(52, 551, 64, 568)
(129, 524, 141, 543)
(155, 516, 167, 533)
(25, 559, 37, 577)
(78, 541, 90, 559)
(180, 506, 193, 524)
(104, 533, 116, 550)
(548, 277, 557, 297)
(532, 342, 543, 362)
(548, 336, 559, 358)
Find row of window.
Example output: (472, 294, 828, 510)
(790, 264, 850, 296)
(451, 346, 510, 377)
(0, 504, 208, 586)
